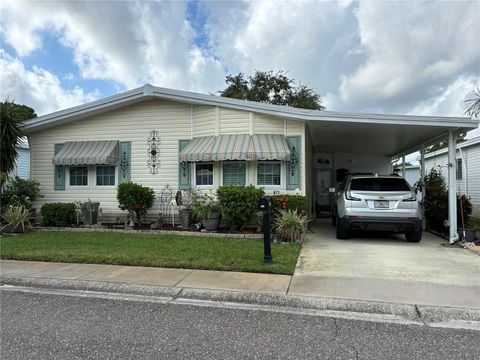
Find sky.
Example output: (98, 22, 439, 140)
(1, 0, 479, 144)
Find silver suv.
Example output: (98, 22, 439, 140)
(331, 175, 422, 242)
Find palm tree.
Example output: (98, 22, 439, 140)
(465, 87, 480, 118)
(0, 100, 36, 187)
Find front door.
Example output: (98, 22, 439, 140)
(316, 169, 332, 212)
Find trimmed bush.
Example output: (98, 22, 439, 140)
(117, 182, 155, 225)
(421, 168, 473, 232)
(41, 203, 76, 227)
(217, 185, 264, 230)
(1, 176, 41, 212)
(272, 195, 307, 216)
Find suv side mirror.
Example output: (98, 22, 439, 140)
(329, 187, 336, 193)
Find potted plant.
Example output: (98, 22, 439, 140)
(192, 191, 221, 231)
(178, 188, 198, 230)
(81, 199, 100, 226)
(274, 209, 307, 243)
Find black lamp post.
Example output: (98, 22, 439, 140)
(258, 196, 272, 263)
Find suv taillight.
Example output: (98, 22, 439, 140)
(402, 192, 417, 202)
(346, 190, 361, 201)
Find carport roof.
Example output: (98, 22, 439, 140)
(22, 84, 478, 157)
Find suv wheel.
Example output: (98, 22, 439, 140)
(405, 229, 422, 243)
(336, 223, 349, 239)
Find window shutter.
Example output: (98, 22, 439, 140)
(118, 141, 131, 183)
(54, 143, 65, 190)
(178, 139, 191, 189)
(286, 136, 301, 190)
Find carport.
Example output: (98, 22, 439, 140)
(305, 112, 478, 243)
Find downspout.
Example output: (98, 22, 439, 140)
(448, 130, 459, 244)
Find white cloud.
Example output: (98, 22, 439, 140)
(0, 50, 100, 115)
(337, 1, 480, 114)
(0, 0, 478, 121)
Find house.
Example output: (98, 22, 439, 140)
(22, 85, 478, 240)
(424, 137, 480, 217)
(9, 138, 30, 180)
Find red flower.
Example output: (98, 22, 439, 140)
(134, 203, 141, 209)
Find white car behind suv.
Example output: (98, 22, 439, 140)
(331, 175, 422, 242)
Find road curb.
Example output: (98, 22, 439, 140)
(2, 276, 479, 323)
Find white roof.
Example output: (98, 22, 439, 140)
(22, 84, 478, 133)
(21, 84, 478, 157)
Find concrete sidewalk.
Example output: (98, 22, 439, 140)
(0, 260, 292, 294)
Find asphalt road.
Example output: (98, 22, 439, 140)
(1, 288, 478, 360)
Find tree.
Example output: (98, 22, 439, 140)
(465, 87, 480, 118)
(0, 100, 37, 186)
(219, 70, 325, 110)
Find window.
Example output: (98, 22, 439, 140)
(69, 166, 88, 186)
(96, 166, 116, 186)
(195, 163, 213, 186)
(350, 178, 410, 192)
(223, 162, 246, 185)
(257, 162, 281, 186)
(456, 159, 462, 180)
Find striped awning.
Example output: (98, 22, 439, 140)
(179, 134, 290, 162)
(52, 140, 119, 166)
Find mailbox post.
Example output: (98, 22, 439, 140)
(258, 196, 272, 263)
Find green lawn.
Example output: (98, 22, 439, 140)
(0, 231, 300, 275)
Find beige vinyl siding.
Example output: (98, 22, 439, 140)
(219, 108, 249, 134)
(193, 105, 215, 137)
(254, 114, 285, 134)
(30, 100, 191, 220)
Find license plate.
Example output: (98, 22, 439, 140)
(374, 200, 389, 208)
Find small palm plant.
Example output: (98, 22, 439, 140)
(1, 205, 32, 233)
(275, 209, 307, 243)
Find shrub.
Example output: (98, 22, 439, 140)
(421, 168, 473, 232)
(272, 195, 307, 216)
(217, 185, 264, 230)
(117, 182, 155, 225)
(1, 176, 42, 212)
(41, 203, 76, 227)
(1, 205, 32, 233)
(274, 209, 307, 243)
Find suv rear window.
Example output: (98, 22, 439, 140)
(350, 178, 410, 191)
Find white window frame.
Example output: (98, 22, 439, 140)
(221, 161, 248, 186)
(256, 161, 284, 189)
(95, 165, 118, 188)
(66, 165, 90, 189)
(194, 162, 215, 188)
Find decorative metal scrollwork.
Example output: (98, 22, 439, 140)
(120, 150, 129, 178)
(147, 130, 160, 174)
(56, 165, 64, 179)
(289, 146, 298, 176)
(180, 161, 189, 177)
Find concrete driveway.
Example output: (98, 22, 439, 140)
(289, 219, 480, 309)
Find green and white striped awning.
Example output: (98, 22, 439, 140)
(52, 140, 119, 166)
(179, 134, 291, 162)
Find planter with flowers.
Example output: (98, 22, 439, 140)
(192, 190, 221, 231)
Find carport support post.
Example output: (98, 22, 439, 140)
(447, 130, 458, 244)
(420, 143, 426, 230)
(401, 153, 406, 177)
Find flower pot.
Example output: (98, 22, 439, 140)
(179, 209, 192, 229)
(202, 212, 221, 231)
(82, 202, 100, 226)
